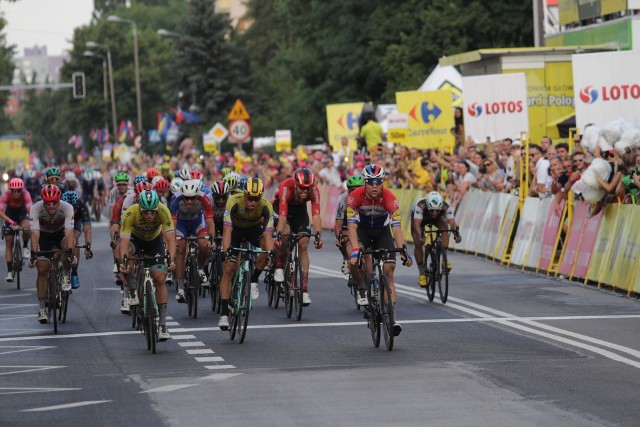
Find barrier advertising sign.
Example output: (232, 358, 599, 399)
(573, 51, 640, 130)
(462, 73, 529, 141)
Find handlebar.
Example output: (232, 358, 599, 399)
(32, 248, 73, 259)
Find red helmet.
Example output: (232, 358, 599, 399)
(41, 184, 61, 202)
(155, 179, 170, 193)
(293, 167, 314, 188)
(146, 167, 160, 180)
(190, 170, 203, 180)
(9, 178, 24, 190)
(211, 181, 230, 196)
(135, 181, 153, 196)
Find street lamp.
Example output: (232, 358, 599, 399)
(86, 41, 118, 142)
(83, 51, 109, 132)
(107, 15, 142, 134)
(156, 28, 182, 39)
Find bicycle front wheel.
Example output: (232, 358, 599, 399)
(59, 291, 69, 323)
(425, 246, 436, 302)
(365, 273, 380, 348)
(48, 272, 58, 334)
(284, 260, 293, 319)
(439, 247, 449, 304)
(237, 265, 251, 343)
(13, 242, 22, 290)
(380, 274, 394, 351)
(294, 255, 304, 321)
(145, 280, 155, 351)
(229, 275, 240, 340)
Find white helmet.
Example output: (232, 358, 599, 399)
(151, 175, 163, 187)
(178, 167, 192, 180)
(180, 179, 199, 197)
(170, 178, 183, 194)
(65, 171, 76, 181)
(426, 191, 444, 211)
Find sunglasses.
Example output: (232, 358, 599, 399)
(11, 189, 21, 194)
(141, 209, 158, 215)
(117, 183, 128, 186)
(245, 195, 261, 202)
(296, 186, 311, 192)
(483, 163, 492, 167)
(44, 200, 59, 206)
(365, 178, 383, 186)
(529, 153, 539, 158)
(183, 196, 197, 201)
(49, 176, 60, 181)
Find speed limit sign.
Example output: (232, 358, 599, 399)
(229, 119, 251, 143)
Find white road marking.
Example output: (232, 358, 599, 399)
(0, 315, 33, 321)
(94, 288, 121, 291)
(194, 356, 224, 363)
(0, 294, 33, 300)
(0, 387, 81, 395)
(198, 372, 242, 381)
(0, 365, 65, 376)
(166, 321, 180, 326)
(186, 349, 214, 355)
(21, 400, 111, 411)
(177, 341, 205, 347)
(0, 303, 37, 309)
(141, 384, 198, 393)
(204, 365, 236, 370)
(0, 345, 55, 355)
(171, 334, 196, 340)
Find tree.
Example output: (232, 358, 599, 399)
(0, 16, 15, 134)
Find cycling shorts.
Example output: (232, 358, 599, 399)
(130, 234, 167, 268)
(37, 229, 66, 254)
(230, 224, 265, 252)
(356, 225, 396, 264)
(285, 204, 311, 234)
(4, 206, 29, 235)
(176, 216, 208, 238)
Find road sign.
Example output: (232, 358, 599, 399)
(275, 129, 292, 152)
(229, 120, 251, 143)
(203, 133, 219, 154)
(210, 122, 228, 143)
(228, 99, 250, 120)
(386, 113, 409, 144)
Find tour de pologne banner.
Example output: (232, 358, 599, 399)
(462, 73, 529, 142)
(573, 51, 640, 131)
(326, 102, 364, 152)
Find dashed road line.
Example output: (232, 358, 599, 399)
(1, 387, 81, 395)
(141, 384, 198, 393)
(186, 349, 214, 355)
(205, 365, 236, 370)
(21, 400, 111, 411)
(194, 356, 224, 363)
(0, 365, 65, 376)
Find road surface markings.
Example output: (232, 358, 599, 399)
(186, 349, 214, 355)
(0, 345, 54, 355)
(198, 372, 242, 381)
(0, 365, 65, 376)
(0, 387, 81, 395)
(194, 356, 224, 363)
(204, 365, 236, 370)
(21, 400, 112, 411)
(141, 384, 198, 393)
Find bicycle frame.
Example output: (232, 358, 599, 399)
(423, 228, 453, 304)
(3, 225, 25, 290)
(282, 232, 310, 321)
(180, 235, 211, 319)
(33, 248, 72, 334)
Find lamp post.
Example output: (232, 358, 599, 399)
(156, 28, 182, 39)
(83, 51, 109, 131)
(86, 41, 118, 142)
(107, 15, 142, 134)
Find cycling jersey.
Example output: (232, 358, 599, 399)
(277, 177, 321, 218)
(29, 200, 74, 233)
(223, 193, 273, 231)
(120, 192, 137, 216)
(169, 191, 214, 222)
(412, 198, 454, 223)
(120, 204, 174, 241)
(347, 186, 400, 228)
(108, 185, 133, 207)
(70, 199, 92, 231)
(334, 192, 350, 230)
(25, 177, 41, 200)
(0, 188, 33, 213)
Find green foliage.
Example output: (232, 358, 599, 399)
(0, 16, 16, 134)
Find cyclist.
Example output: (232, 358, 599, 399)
(273, 168, 323, 306)
(411, 191, 461, 287)
(28, 185, 76, 324)
(44, 167, 67, 192)
(0, 178, 33, 281)
(159, 163, 174, 182)
(218, 178, 274, 330)
(170, 180, 215, 303)
(347, 164, 413, 336)
(223, 172, 240, 195)
(211, 181, 230, 238)
(334, 176, 364, 276)
(108, 172, 132, 272)
(61, 191, 93, 289)
(119, 190, 176, 340)
(155, 179, 171, 205)
(146, 167, 161, 182)
(25, 170, 41, 201)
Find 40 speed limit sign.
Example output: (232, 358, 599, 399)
(229, 119, 251, 143)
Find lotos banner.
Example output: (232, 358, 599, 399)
(462, 73, 529, 142)
(573, 51, 640, 131)
(326, 102, 363, 152)
(396, 89, 454, 150)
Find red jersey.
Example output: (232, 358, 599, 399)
(278, 178, 321, 217)
(0, 189, 32, 212)
(110, 194, 126, 224)
(346, 186, 401, 228)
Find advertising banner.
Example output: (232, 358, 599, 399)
(326, 102, 363, 152)
(510, 197, 540, 266)
(493, 195, 519, 261)
(396, 90, 454, 150)
(525, 198, 553, 269)
(572, 202, 604, 278)
(538, 199, 566, 271)
(462, 73, 529, 142)
(586, 204, 618, 283)
(609, 205, 640, 291)
(558, 201, 588, 277)
(573, 51, 640, 130)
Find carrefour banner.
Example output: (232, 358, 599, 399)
(326, 102, 364, 152)
(395, 89, 454, 150)
(462, 73, 529, 142)
(573, 51, 640, 131)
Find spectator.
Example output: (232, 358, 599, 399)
(540, 136, 552, 157)
(405, 148, 432, 191)
(556, 142, 570, 160)
(453, 107, 465, 148)
(453, 161, 476, 205)
(318, 156, 342, 187)
(594, 148, 625, 198)
(528, 144, 551, 197)
(477, 159, 505, 192)
(358, 112, 384, 156)
(616, 147, 640, 203)
(335, 137, 353, 168)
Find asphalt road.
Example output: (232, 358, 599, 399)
(1, 223, 640, 426)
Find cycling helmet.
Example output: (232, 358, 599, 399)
(138, 190, 159, 210)
(294, 167, 315, 188)
(41, 184, 61, 202)
(160, 163, 171, 173)
(155, 179, 170, 193)
(181, 180, 199, 197)
(211, 181, 230, 196)
(151, 175, 163, 187)
(178, 167, 192, 180)
(93, 170, 102, 180)
(9, 178, 24, 190)
(346, 175, 365, 190)
(362, 164, 385, 180)
(61, 190, 79, 205)
(146, 167, 160, 180)
(221, 167, 231, 177)
(134, 174, 148, 185)
(45, 167, 61, 178)
(65, 171, 76, 181)
(426, 191, 444, 211)
(114, 171, 130, 183)
(244, 177, 264, 197)
(27, 169, 37, 179)
(170, 178, 183, 194)
(223, 172, 238, 191)
(190, 170, 203, 180)
(238, 176, 249, 192)
(134, 181, 154, 196)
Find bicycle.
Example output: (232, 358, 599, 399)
(181, 235, 211, 319)
(280, 232, 311, 321)
(110, 231, 123, 288)
(347, 273, 361, 311)
(357, 247, 407, 351)
(227, 242, 269, 343)
(32, 248, 73, 334)
(423, 228, 455, 304)
(2, 224, 26, 290)
(125, 253, 168, 354)
(264, 263, 279, 309)
(208, 236, 223, 313)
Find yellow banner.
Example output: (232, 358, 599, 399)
(602, 0, 627, 16)
(275, 140, 292, 152)
(586, 205, 620, 284)
(326, 102, 363, 152)
(0, 139, 29, 167)
(610, 205, 640, 292)
(395, 90, 454, 150)
(558, 0, 580, 25)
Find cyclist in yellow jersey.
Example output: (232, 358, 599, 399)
(218, 178, 274, 330)
(119, 190, 176, 341)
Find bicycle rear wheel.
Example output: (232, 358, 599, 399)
(380, 274, 394, 351)
(229, 275, 240, 340)
(425, 246, 436, 302)
(209, 257, 219, 312)
(48, 272, 58, 334)
(266, 270, 276, 307)
(284, 259, 293, 319)
(438, 247, 449, 304)
(366, 274, 381, 348)
(295, 255, 304, 321)
(237, 265, 251, 343)
(59, 291, 69, 323)
(12, 241, 22, 290)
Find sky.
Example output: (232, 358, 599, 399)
(1, 0, 94, 56)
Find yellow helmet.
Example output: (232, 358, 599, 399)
(244, 177, 264, 197)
